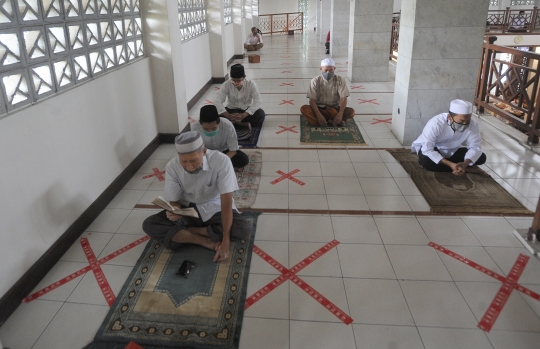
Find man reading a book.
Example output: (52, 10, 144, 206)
(142, 131, 250, 262)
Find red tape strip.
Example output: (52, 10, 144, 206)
(23, 235, 150, 303)
(81, 238, 116, 307)
(246, 240, 353, 325)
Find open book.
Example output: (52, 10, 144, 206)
(151, 196, 199, 218)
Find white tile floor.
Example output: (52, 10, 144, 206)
(2, 32, 540, 349)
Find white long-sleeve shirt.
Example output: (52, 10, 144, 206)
(245, 33, 263, 45)
(214, 79, 263, 116)
(411, 113, 483, 166)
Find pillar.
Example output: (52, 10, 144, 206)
(347, 0, 393, 82)
(320, 0, 331, 44)
(391, 0, 490, 145)
(245, 0, 253, 35)
(252, 0, 259, 28)
(233, 0, 245, 57)
(207, 0, 227, 80)
(330, 0, 349, 57)
(141, 0, 189, 132)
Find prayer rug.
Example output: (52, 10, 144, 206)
(234, 151, 262, 209)
(388, 149, 532, 214)
(238, 116, 264, 148)
(83, 211, 261, 349)
(299, 116, 367, 145)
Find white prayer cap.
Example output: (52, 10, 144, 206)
(449, 99, 473, 115)
(175, 131, 204, 154)
(321, 58, 335, 67)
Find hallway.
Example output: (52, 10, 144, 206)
(1, 31, 540, 349)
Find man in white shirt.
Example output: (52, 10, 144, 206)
(214, 64, 265, 140)
(244, 27, 263, 51)
(142, 132, 250, 262)
(300, 58, 355, 126)
(191, 105, 249, 169)
(411, 99, 488, 176)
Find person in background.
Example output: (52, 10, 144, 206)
(300, 58, 355, 127)
(325, 31, 330, 54)
(244, 27, 264, 51)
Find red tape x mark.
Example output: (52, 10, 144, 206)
(23, 236, 150, 304)
(279, 100, 294, 105)
(429, 242, 537, 332)
(245, 240, 353, 325)
(270, 169, 305, 186)
(280, 83, 294, 86)
(81, 238, 116, 306)
(276, 125, 298, 134)
(141, 168, 165, 181)
(281, 70, 292, 73)
(358, 98, 379, 105)
(350, 85, 364, 90)
(371, 118, 392, 125)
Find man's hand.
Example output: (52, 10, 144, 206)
(213, 240, 230, 262)
(317, 115, 327, 126)
(166, 210, 182, 222)
(449, 162, 466, 176)
(332, 113, 344, 126)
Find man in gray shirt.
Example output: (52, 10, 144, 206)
(191, 105, 249, 169)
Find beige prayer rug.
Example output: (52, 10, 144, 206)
(300, 116, 367, 145)
(388, 149, 532, 214)
(233, 151, 262, 209)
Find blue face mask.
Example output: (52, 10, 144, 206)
(322, 71, 334, 81)
(203, 129, 219, 137)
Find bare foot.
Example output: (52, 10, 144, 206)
(466, 166, 491, 177)
(202, 238, 218, 251)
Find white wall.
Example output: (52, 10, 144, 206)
(259, 0, 298, 15)
(182, 34, 213, 102)
(0, 59, 157, 298)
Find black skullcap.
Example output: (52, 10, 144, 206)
(199, 105, 220, 124)
(230, 64, 245, 79)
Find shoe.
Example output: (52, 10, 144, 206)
(325, 50, 329, 54)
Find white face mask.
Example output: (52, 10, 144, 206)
(449, 116, 470, 133)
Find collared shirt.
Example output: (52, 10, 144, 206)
(191, 117, 239, 152)
(411, 113, 483, 165)
(164, 150, 238, 222)
(306, 74, 349, 108)
(245, 33, 263, 45)
(214, 79, 263, 116)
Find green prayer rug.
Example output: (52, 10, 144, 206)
(388, 150, 532, 214)
(84, 211, 261, 349)
(299, 116, 367, 145)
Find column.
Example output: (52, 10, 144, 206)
(391, 0, 490, 145)
(141, 0, 189, 132)
(317, 0, 321, 34)
(207, 0, 227, 80)
(233, 0, 245, 57)
(244, 0, 253, 35)
(320, 0, 331, 44)
(330, 0, 349, 57)
(347, 0, 393, 82)
(252, 0, 259, 28)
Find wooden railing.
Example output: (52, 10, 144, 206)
(390, 12, 400, 61)
(258, 12, 304, 35)
(475, 39, 540, 144)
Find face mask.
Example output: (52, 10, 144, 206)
(322, 71, 334, 81)
(186, 166, 202, 174)
(450, 117, 470, 133)
(203, 129, 219, 137)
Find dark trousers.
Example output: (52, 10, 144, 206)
(142, 209, 251, 250)
(223, 149, 249, 168)
(418, 147, 487, 172)
(225, 107, 265, 128)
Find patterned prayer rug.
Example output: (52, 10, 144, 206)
(299, 116, 367, 145)
(233, 151, 262, 209)
(83, 211, 261, 349)
(238, 116, 264, 148)
(388, 149, 532, 214)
